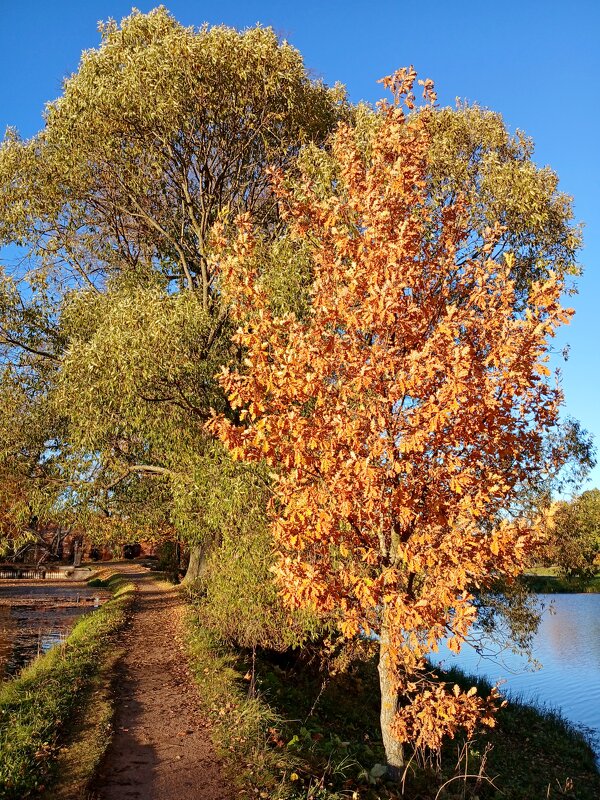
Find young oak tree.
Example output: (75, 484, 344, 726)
(210, 70, 571, 772)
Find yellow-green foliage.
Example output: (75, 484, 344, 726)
(57, 285, 228, 453)
(550, 489, 600, 578)
(0, 278, 66, 552)
(425, 104, 581, 291)
(0, 7, 346, 558)
(0, 7, 345, 287)
(178, 442, 324, 649)
(291, 101, 581, 301)
(200, 525, 325, 651)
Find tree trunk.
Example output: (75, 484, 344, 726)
(378, 624, 405, 780)
(181, 542, 208, 585)
(73, 540, 82, 567)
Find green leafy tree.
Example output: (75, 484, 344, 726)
(550, 489, 600, 578)
(0, 8, 345, 585)
(0, 275, 72, 555)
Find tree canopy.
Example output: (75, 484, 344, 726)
(549, 489, 600, 578)
(211, 68, 574, 770)
(0, 7, 345, 569)
(0, 10, 584, 565)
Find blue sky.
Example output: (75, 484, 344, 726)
(1, 0, 599, 488)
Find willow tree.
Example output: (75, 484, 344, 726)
(0, 275, 72, 555)
(0, 7, 345, 575)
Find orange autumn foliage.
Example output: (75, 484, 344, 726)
(209, 68, 570, 755)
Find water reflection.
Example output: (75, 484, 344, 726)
(432, 594, 600, 753)
(0, 584, 108, 678)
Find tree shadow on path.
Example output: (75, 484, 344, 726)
(93, 570, 230, 800)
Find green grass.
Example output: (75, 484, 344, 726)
(184, 608, 600, 800)
(86, 577, 112, 588)
(43, 647, 121, 800)
(0, 574, 134, 800)
(184, 609, 300, 798)
(522, 571, 600, 593)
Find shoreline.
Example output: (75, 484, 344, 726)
(0, 571, 135, 799)
(523, 572, 600, 593)
(184, 606, 600, 800)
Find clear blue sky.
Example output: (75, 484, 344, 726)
(1, 1, 599, 488)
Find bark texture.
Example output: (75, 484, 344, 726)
(181, 543, 207, 585)
(378, 627, 404, 780)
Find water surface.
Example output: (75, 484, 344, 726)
(432, 594, 600, 752)
(0, 583, 107, 678)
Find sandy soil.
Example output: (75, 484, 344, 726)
(92, 569, 231, 800)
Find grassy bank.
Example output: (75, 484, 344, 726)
(184, 612, 295, 797)
(0, 574, 134, 800)
(522, 570, 600, 593)
(184, 608, 600, 800)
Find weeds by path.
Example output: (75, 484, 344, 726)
(184, 606, 600, 800)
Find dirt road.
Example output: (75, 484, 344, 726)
(93, 569, 230, 800)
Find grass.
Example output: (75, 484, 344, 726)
(0, 573, 134, 800)
(522, 568, 600, 593)
(184, 609, 299, 798)
(184, 607, 600, 800)
(43, 648, 121, 800)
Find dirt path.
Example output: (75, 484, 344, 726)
(93, 569, 231, 800)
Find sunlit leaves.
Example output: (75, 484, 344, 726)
(547, 489, 600, 578)
(212, 69, 570, 752)
(0, 8, 346, 566)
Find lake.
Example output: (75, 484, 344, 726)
(432, 593, 600, 754)
(0, 582, 108, 678)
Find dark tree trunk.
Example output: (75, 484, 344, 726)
(378, 623, 405, 780)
